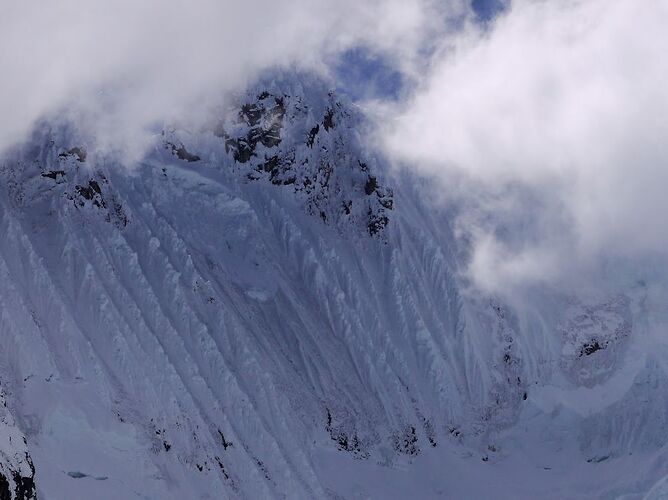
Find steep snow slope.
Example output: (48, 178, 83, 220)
(0, 74, 668, 499)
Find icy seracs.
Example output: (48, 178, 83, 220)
(0, 74, 667, 499)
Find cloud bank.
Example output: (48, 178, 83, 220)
(3, 0, 667, 295)
(0, 0, 457, 157)
(383, 0, 668, 294)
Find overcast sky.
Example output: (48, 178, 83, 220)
(2, 0, 667, 295)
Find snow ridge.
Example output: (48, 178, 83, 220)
(0, 74, 667, 499)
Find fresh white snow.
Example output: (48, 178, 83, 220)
(0, 75, 666, 499)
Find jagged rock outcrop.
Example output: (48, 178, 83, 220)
(190, 81, 393, 238)
(0, 391, 36, 500)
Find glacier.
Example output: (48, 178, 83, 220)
(0, 74, 667, 499)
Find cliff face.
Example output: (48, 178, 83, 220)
(0, 75, 666, 499)
(0, 392, 35, 500)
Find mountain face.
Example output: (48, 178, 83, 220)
(0, 74, 666, 499)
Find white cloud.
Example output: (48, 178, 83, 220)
(5, 0, 663, 296)
(0, 0, 454, 158)
(382, 0, 668, 293)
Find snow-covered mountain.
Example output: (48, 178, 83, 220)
(1, 73, 667, 499)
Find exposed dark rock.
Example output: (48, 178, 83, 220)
(59, 146, 86, 162)
(220, 95, 286, 164)
(409, 398, 437, 448)
(306, 124, 320, 147)
(393, 426, 420, 456)
(580, 340, 604, 356)
(254, 458, 271, 481)
(15, 461, 36, 500)
(325, 408, 370, 459)
(0, 474, 10, 500)
(41, 170, 65, 181)
(323, 108, 335, 131)
(378, 196, 393, 210)
(262, 155, 279, 174)
(89, 180, 101, 194)
(214, 456, 231, 482)
(167, 142, 200, 162)
(367, 210, 389, 236)
(218, 429, 233, 450)
(0, 457, 36, 500)
(240, 103, 264, 126)
(75, 181, 105, 208)
(216, 90, 393, 238)
(364, 176, 377, 195)
(71, 176, 128, 228)
(259, 100, 284, 148)
(110, 200, 129, 227)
